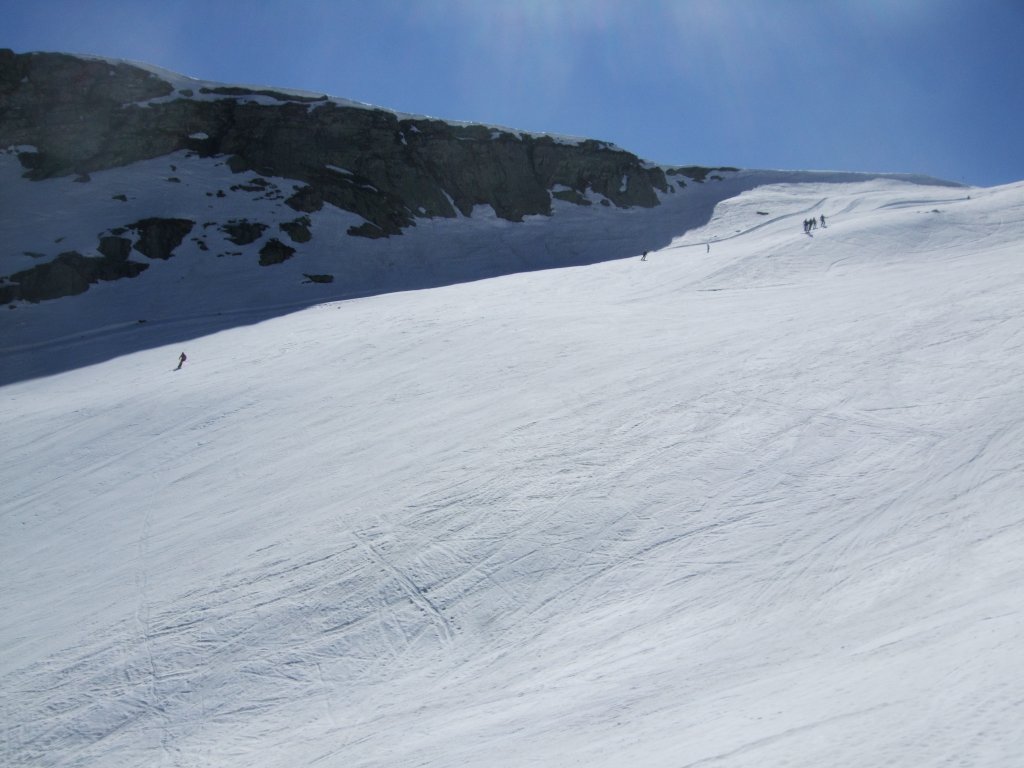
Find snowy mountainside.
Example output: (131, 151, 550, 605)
(3, 175, 1024, 767)
(0, 50, 963, 385)
(0, 142, 959, 385)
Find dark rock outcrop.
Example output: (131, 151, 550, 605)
(302, 273, 334, 284)
(280, 217, 312, 243)
(221, 219, 268, 246)
(0, 49, 175, 178)
(97, 235, 132, 261)
(129, 218, 195, 259)
(0, 49, 737, 314)
(0, 250, 149, 303)
(258, 239, 295, 266)
(0, 50, 712, 238)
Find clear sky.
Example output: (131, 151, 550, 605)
(3, 0, 1022, 187)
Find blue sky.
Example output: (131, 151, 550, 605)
(3, 0, 1023, 186)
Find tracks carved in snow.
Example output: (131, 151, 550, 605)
(350, 530, 454, 645)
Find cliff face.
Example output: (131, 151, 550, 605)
(0, 50, 736, 311)
(0, 50, 685, 237)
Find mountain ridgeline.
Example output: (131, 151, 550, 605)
(0, 49, 735, 306)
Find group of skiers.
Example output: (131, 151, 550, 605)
(803, 214, 827, 233)
(642, 212, 829, 262)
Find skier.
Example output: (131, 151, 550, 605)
(820, 214, 827, 228)
(175, 352, 187, 371)
(706, 243, 710, 253)
(641, 251, 648, 261)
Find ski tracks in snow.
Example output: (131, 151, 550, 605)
(6, 177, 1024, 768)
(349, 529, 455, 646)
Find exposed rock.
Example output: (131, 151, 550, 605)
(221, 219, 268, 245)
(0, 50, 715, 239)
(667, 166, 738, 184)
(0, 250, 149, 303)
(129, 218, 195, 259)
(552, 188, 591, 206)
(280, 216, 312, 243)
(347, 222, 387, 239)
(97, 235, 132, 261)
(198, 85, 328, 103)
(285, 185, 323, 213)
(230, 177, 272, 193)
(258, 238, 295, 266)
(0, 50, 175, 179)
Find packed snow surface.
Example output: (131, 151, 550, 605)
(3, 176, 1024, 767)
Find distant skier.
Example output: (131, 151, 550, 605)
(175, 352, 187, 371)
(706, 243, 710, 253)
(641, 251, 648, 261)
(820, 214, 827, 228)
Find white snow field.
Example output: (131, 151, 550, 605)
(3, 174, 1024, 767)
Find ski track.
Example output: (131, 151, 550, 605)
(2, 175, 1024, 767)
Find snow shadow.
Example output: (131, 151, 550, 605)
(0, 169, 962, 386)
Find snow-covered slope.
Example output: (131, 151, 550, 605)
(0, 142, 959, 386)
(3, 176, 1023, 767)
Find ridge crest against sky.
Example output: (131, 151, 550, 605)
(4, 0, 1023, 187)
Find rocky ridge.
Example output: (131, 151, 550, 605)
(0, 49, 733, 305)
